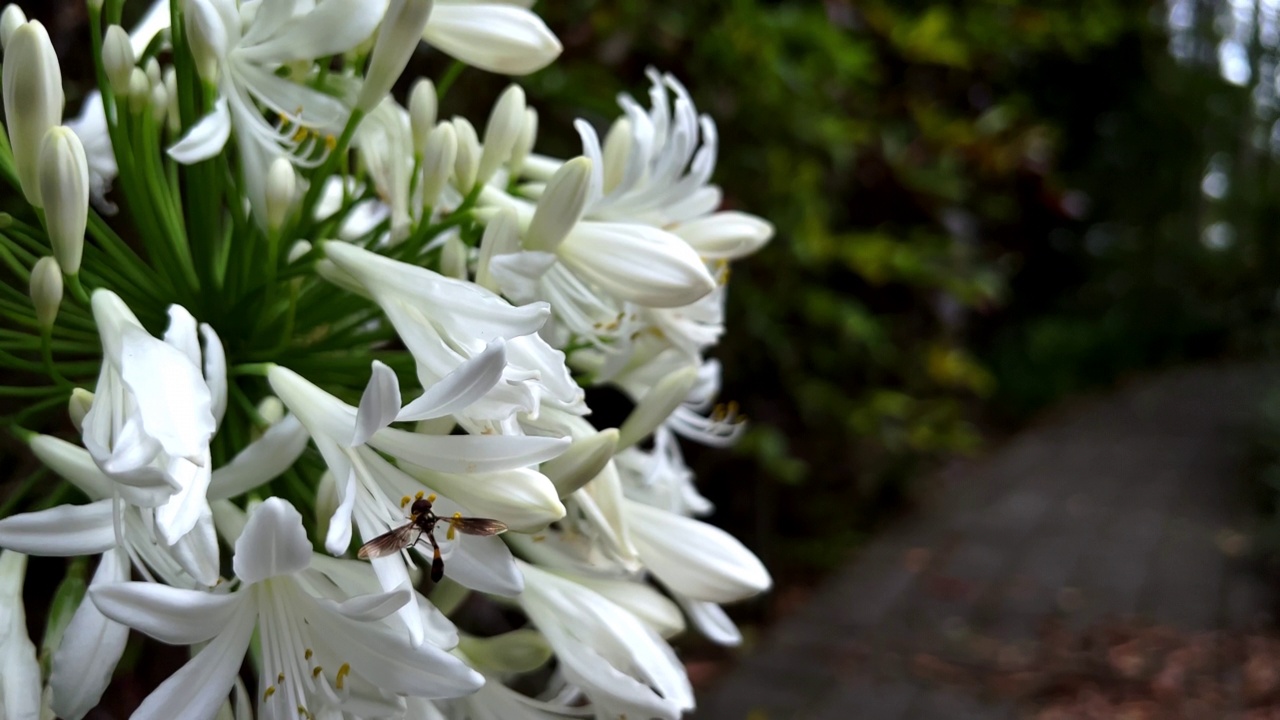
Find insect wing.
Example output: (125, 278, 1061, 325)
(357, 523, 422, 559)
(449, 517, 508, 536)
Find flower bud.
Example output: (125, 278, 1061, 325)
(149, 79, 169, 124)
(422, 3, 561, 75)
(68, 388, 94, 432)
(356, 0, 434, 112)
(510, 107, 538, 176)
(602, 117, 632, 194)
(526, 156, 592, 252)
(617, 366, 699, 450)
(315, 470, 338, 543)
(163, 67, 180, 132)
(440, 233, 468, 279)
(37, 127, 88, 274)
(144, 57, 162, 87)
(478, 84, 525, 185)
(451, 116, 480, 192)
(541, 428, 619, 497)
(185, 0, 225, 84)
(420, 122, 457, 208)
(265, 157, 296, 231)
(29, 256, 63, 328)
(408, 78, 437, 157)
(128, 66, 150, 113)
(3, 21, 64, 207)
(0, 5, 25, 51)
(475, 207, 520, 292)
(101, 25, 136, 96)
(287, 240, 313, 264)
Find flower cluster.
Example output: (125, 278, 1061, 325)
(0, 0, 773, 718)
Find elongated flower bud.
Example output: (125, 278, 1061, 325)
(163, 67, 180, 132)
(29, 256, 63, 328)
(357, 0, 434, 112)
(101, 25, 135, 96)
(68, 388, 94, 432)
(265, 157, 296, 232)
(3, 21, 64, 207)
(526, 156, 592, 252)
(0, 5, 25, 50)
(452, 116, 480, 192)
(478, 85, 526, 185)
(38, 128, 88, 274)
(184, 0, 225, 84)
(420, 122, 457, 207)
(475, 207, 520, 292)
(149, 80, 168, 124)
(602, 117, 632, 194)
(542, 428, 619, 497)
(617, 366, 699, 449)
(409, 78, 437, 157)
(440, 234, 469, 279)
(127, 67, 150, 113)
(510, 107, 538, 176)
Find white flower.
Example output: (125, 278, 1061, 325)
(518, 561, 694, 720)
(423, 0, 561, 75)
(91, 498, 485, 720)
(320, 241, 585, 428)
(170, 0, 386, 217)
(0, 551, 42, 720)
(267, 359, 568, 642)
(81, 290, 225, 544)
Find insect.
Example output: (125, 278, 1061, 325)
(357, 492, 507, 582)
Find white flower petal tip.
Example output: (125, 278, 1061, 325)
(424, 3, 562, 75)
(232, 498, 312, 584)
(397, 339, 507, 422)
(675, 211, 774, 260)
(353, 360, 402, 447)
(617, 366, 699, 450)
(541, 428, 619, 498)
(167, 97, 231, 164)
(626, 500, 771, 604)
(558, 222, 716, 308)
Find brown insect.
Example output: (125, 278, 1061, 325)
(357, 492, 507, 582)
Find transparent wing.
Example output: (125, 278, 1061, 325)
(357, 523, 423, 559)
(449, 517, 508, 537)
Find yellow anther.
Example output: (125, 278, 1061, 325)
(324, 135, 337, 151)
(453, 512, 462, 519)
(400, 496, 412, 508)
(297, 705, 309, 718)
(304, 648, 313, 661)
(263, 686, 276, 700)
(277, 112, 290, 126)
(312, 666, 324, 678)
(533, 535, 547, 542)
(277, 672, 285, 684)
(292, 126, 308, 143)
(426, 493, 436, 503)
(415, 491, 424, 500)
(336, 663, 351, 689)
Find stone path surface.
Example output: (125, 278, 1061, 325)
(694, 363, 1280, 719)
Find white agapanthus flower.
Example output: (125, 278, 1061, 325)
(92, 498, 484, 720)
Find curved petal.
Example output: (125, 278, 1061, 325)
(200, 323, 228, 426)
(353, 360, 401, 447)
(166, 506, 221, 587)
(673, 211, 773, 260)
(368, 429, 569, 474)
(130, 599, 256, 720)
(397, 339, 507, 422)
(90, 581, 246, 645)
(237, 0, 386, 63)
(677, 595, 741, 646)
(130, 0, 174, 56)
(0, 500, 116, 556)
(423, 3, 561, 75)
(316, 585, 410, 622)
(168, 97, 232, 164)
(49, 547, 132, 720)
(426, 532, 522, 597)
(119, 324, 216, 460)
(557, 222, 715, 308)
(233, 497, 312, 583)
(208, 415, 309, 500)
(27, 434, 113, 500)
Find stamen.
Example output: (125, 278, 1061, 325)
(426, 493, 436, 503)
(415, 491, 424, 500)
(400, 496, 412, 508)
(447, 513, 462, 540)
(263, 686, 276, 700)
(336, 663, 351, 690)
(324, 135, 337, 151)
(304, 648, 313, 661)
(311, 666, 324, 678)
(277, 672, 285, 684)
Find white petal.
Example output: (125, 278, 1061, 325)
(232, 497, 312, 584)
(557, 222, 715, 308)
(0, 501, 116, 556)
(369, 429, 568, 473)
(154, 455, 213, 543)
(130, 0, 173, 56)
(166, 506, 220, 586)
(316, 585, 410, 622)
(423, 3, 561, 75)
(27, 435, 113, 500)
(167, 97, 231, 163)
(352, 360, 401, 447)
(90, 581, 245, 645)
(678, 596, 741, 646)
(200, 323, 228, 425)
(405, 466, 563, 532)
(208, 415, 309, 500)
(323, 468, 357, 555)
(237, 0, 385, 63)
(674, 211, 773, 260)
(130, 600, 256, 720)
(119, 323, 217, 459)
(487, 250, 556, 305)
(397, 339, 507, 422)
(430, 533, 522, 596)
(625, 500, 771, 603)
(49, 547, 131, 720)
(0, 552, 41, 720)
(162, 305, 202, 367)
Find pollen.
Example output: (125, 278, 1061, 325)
(400, 495, 412, 508)
(336, 663, 351, 690)
(311, 666, 324, 678)
(426, 493, 436, 503)
(415, 491, 425, 500)
(324, 135, 337, 151)
(263, 686, 276, 700)
(292, 126, 308, 143)
(277, 672, 285, 684)
(304, 648, 313, 661)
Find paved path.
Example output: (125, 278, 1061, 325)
(695, 363, 1280, 719)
